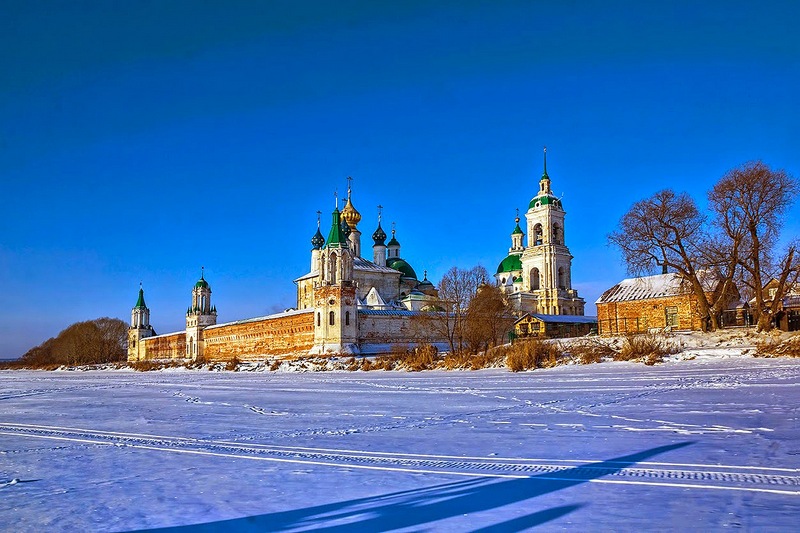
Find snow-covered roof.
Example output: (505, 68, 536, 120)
(358, 309, 420, 317)
(596, 272, 719, 304)
(204, 308, 313, 330)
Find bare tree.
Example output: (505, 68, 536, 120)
(464, 284, 515, 353)
(608, 189, 725, 330)
(414, 266, 489, 354)
(19, 317, 128, 367)
(709, 161, 799, 330)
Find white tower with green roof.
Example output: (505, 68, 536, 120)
(128, 284, 155, 361)
(185, 268, 217, 361)
(310, 200, 359, 355)
(497, 148, 585, 315)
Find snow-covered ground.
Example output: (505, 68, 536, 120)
(1, 352, 798, 531)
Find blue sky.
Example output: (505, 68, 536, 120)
(1, 1, 798, 358)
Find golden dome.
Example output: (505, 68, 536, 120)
(341, 196, 361, 228)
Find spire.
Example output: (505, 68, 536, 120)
(387, 222, 400, 247)
(134, 283, 147, 309)
(542, 146, 548, 179)
(512, 208, 523, 235)
(325, 202, 347, 248)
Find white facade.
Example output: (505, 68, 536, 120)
(495, 149, 586, 316)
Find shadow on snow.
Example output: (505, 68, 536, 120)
(149, 442, 694, 532)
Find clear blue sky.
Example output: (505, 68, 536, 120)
(1, 1, 798, 358)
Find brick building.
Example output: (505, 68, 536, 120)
(595, 272, 737, 334)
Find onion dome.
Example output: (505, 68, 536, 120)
(341, 196, 362, 229)
(134, 284, 147, 309)
(387, 257, 417, 279)
(387, 227, 400, 247)
(311, 211, 325, 249)
(311, 228, 325, 249)
(496, 254, 522, 274)
(372, 222, 387, 246)
(418, 270, 434, 291)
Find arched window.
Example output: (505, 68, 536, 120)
(317, 312, 320, 326)
(534, 224, 543, 246)
(553, 223, 562, 245)
(531, 268, 540, 290)
(345, 311, 350, 326)
(330, 252, 338, 284)
(558, 267, 566, 289)
(329, 311, 335, 325)
(188, 337, 193, 356)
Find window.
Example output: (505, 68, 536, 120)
(558, 267, 565, 289)
(665, 306, 679, 328)
(329, 311, 335, 325)
(317, 312, 320, 326)
(534, 224, 543, 246)
(330, 252, 338, 284)
(531, 268, 540, 290)
(345, 311, 350, 326)
(553, 223, 562, 244)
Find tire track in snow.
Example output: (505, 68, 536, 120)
(0, 422, 796, 496)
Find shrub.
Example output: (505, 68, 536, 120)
(269, 360, 281, 371)
(225, 356, 240, 371)
(129, 360, 189, 371)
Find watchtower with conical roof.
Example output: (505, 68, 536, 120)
(185, 268, 217, 361)
(128, 284, 155, 361)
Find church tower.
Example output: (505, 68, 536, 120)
(128, 284, 154, 362)
(517, 148, 585, 315)
(185, 268, 217, 361)
(310, 200, 359, 355)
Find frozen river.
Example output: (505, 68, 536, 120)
(1, 358, 798, 531)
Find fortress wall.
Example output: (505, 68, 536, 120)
(202, 310, 314, 362)
(357, 312, 433, 355)
(142, 332, 186, 360)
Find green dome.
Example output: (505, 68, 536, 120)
(195, 278, 209, 289)
(528, 195, 562, 210)
(496, 254, 522, 274)
(386, 257, 417, 279)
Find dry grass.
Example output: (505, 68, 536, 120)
(129, 360, 194, 371)
(754, 335, 800, 358)
(225, 356, 240, 371)
(504, 339, 563, 372)
(614, 333, 679, 365)
(566, 337, 616, 365)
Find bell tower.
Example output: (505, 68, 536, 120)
(520, 147, 585, 315)
(310, 198, 359, 355)
(128, 283, 154, 362)
(185, 268, 217, 361)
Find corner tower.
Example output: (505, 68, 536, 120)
(185, 268, 217, 361)
(128, 284, 155, 362)
(310, 201, 359, 355)
(518, 147, 585, 315)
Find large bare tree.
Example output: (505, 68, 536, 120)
(464, 284, 515, 353)
(709, 161, 799, 330)
(608, 189, 725, 330)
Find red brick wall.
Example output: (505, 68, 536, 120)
(142, 332, 186, 360)
(597, 294, 703, 334)
(202, 310, 314, 362)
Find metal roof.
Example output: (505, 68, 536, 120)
(517, 313, 598, 324)
(595, 272, 718, 304)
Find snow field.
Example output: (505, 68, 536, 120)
(0, 357, 798, 531)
